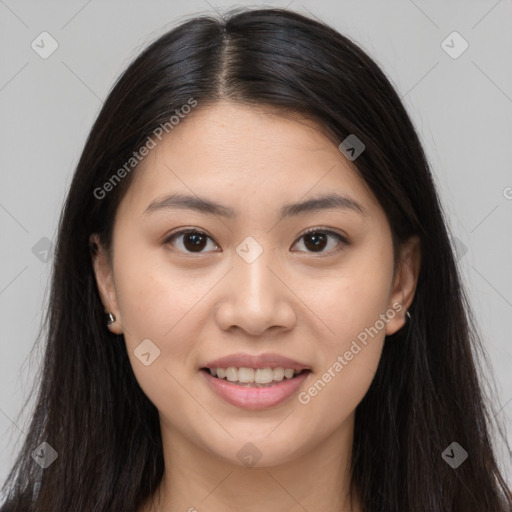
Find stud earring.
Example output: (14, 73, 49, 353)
(105, 312, 116, 325)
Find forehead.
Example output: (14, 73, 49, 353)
(119, 101, 380, 221)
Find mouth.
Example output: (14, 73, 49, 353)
(200, 365, 312, 410)
(200, 367, 311, 387)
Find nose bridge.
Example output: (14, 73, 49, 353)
(215, 234, 295, 334)
(233, 235, 278, 304)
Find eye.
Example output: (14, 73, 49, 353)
(164, 229, 219, 254)
(291, 228, 347, 255)
(164, 227, 348, 255)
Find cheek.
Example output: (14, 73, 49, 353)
(297, 245, 393, 412)
(296, 278, 389, 436)
(309, 242, 394, 349)
(294, 338, 383, 455)
(113, 260, 201, 423)
(113, 232, 200, 339)
(110, 240, 191, 372)
(111, 238, 227, 406)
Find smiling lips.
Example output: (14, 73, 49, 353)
(201, 353, 311, 410)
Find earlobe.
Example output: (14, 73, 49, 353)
(385, 235, 421, 336)
(89, 233, 123, 334)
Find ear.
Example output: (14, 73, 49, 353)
(385, 235, 421, 335)
(89, 233, 123, 334)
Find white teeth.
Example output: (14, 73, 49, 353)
(225, 367, 238, 382)
(255, 368, 274, 384)
(207, 366, 305, 385)
(284, 368, 294, 379)
(273, 367, 284, 381)
(238, 367, 255, 383)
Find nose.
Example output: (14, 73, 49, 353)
(214, 244, 296, 337)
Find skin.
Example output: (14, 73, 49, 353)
(91, 101, 420, 512)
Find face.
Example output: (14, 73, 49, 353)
(91, 101, 420, 467)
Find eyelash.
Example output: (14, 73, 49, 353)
(163, 227, 348, 256)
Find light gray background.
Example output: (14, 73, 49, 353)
(1, 0, 511, 484)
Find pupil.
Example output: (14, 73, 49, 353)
(304, 232, 327, 252)
(184, 233, 206, 252)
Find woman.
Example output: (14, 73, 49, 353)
(1, 7, 511, 512)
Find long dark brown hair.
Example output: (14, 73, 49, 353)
(1, 7, 511, 512)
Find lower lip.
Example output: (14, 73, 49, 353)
(201, 369, 311, 410)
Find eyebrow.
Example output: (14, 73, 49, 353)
(143, 192, 367, 219)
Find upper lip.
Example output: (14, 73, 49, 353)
(202, 353, 311, 371)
